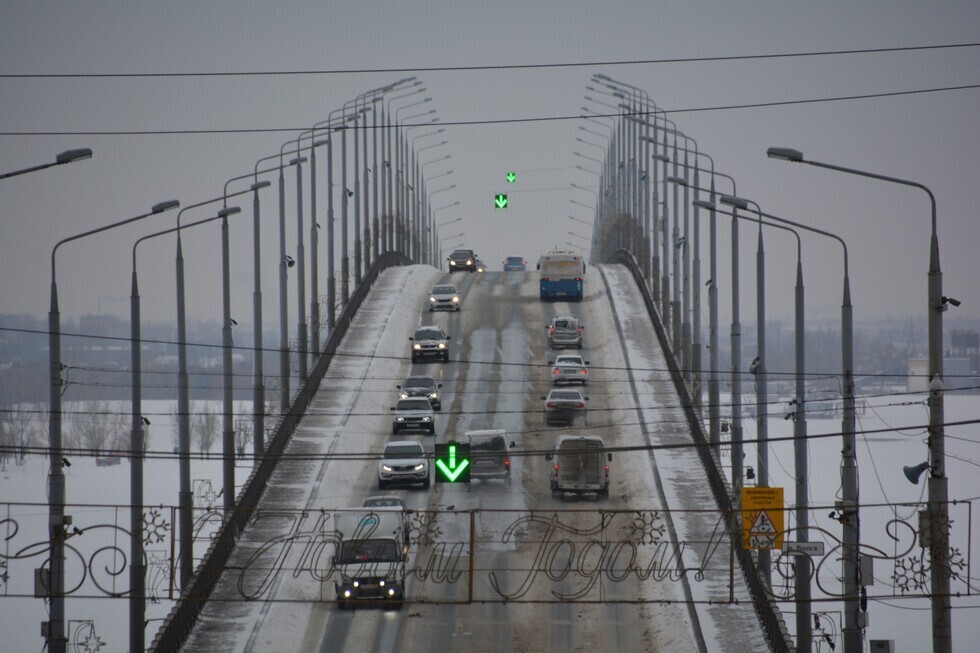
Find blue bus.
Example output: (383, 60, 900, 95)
(539, 251, 586, 301)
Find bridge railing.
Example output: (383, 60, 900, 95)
(149, 251, 412, 652)
(608, 248, 796, 653)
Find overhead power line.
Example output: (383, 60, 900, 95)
(1, 42, 977, 78)
(1, 83, 976, 137)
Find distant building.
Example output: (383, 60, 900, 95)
(907, 356, 975, 393)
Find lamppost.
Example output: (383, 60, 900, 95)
(130, 207, 245, 653)
(224, 168, 277, 460)
(432, 209, 460, 266)
(425, 183, 456, 265)
(47, 199, 179, 653)
(0, 148, 91, 180)
(414, 146, 450, 260)
(440, 232, 465, 253)
(252, 153, 303, 412)
(677, 169, 737, 454)
(173, 198, 241, 591)
(768, 146, 946, 653)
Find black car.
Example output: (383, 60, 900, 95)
(410, 325, 451, 363)
(397, 375, 443, 410)
(448, 248, 477, 272)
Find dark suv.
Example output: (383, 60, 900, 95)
(397, 376, 443, 410)
(448, 248, 477, 272)
(410, 325, 451, 363)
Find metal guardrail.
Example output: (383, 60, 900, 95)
(608, 249, 795, 653)
(149, 251, 412, 652)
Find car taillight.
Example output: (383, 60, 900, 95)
(580, 369, 587, 375)
(504, 458, 510, 467)
(575, 277, 582, 281)
(577, 327, 583, 333)
(553, 463, 559, 471)
(542, 277, 549, 281)
(552, 369, 560, 375)
(546, 402, 557, 408)
(575, 402, 584, 408)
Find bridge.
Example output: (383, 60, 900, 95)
(5, 72, 965, 653)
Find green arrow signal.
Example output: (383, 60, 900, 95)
(435, 443, 470, 482)
(506, 172, 516, 183)
(494, 194, 508, 209)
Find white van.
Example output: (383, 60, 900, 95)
(545, 435, 610, 500)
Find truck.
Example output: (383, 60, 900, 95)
(467, 429, 515, 485)
(539, 250, 586, 301)
(545, 435, 611, 500)
(332, 510, 409, 608)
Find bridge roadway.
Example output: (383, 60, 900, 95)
(180, 263, 769, 652)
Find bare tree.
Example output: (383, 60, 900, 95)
(169, 401, 180, 449)
(69, 400, 123, 457)
(5, 402, 42, 465)
(235, 402, 253, 457)
(195, 404, 218, 454)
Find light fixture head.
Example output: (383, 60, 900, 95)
(151, 200, 180, 214)
(217, 207, 240, 218)
(693, 199, 715, 210)
(56, 148, 93, 164)
(767, 147, 804, 162)
(251, 180, 272, 191)
(720, 195, 750, 210)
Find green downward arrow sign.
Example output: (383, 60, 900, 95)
(506, 171, 516, 183)
(435, 444, 470, 482)
(494, 194, 508, 209)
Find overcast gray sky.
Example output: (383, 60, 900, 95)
(2, 1, 978, 335)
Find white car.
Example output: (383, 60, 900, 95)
(362, 495, 411, 537)
(542, 388, 589, 426)
(378, 440, 430, 490)
(549, 354, 590, 385)
(429, 284, 461, 312)
(391, 398, 435, 435)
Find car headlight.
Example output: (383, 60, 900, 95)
(382, 464, 393, 471)
(450, 260, 457, 266)
(452, 296, 459, 303)
(429, 296, 436, 302)
(343, 589, 352, 598)
(379, 579, 385, 587)
(429, 392, 437, 398)
(422, 416, 431, 422)
(437, 343, 446, 349)
(413, 343, 421, 350)
(466, 259, 472, 265)
(400, 392, 409, 399)
(395, 417, 405, 422)
(414, 464, 425, 471)
(352, 581, 359, 588)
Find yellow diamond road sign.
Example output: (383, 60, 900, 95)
(741, 487, 784, 550)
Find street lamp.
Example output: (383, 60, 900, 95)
(46, 198, 179, 653)
(768, 145, 945, 653)
(128, 203, 246, 652)
(0, 148, 91, 180)
(569, 215, 592, 228)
